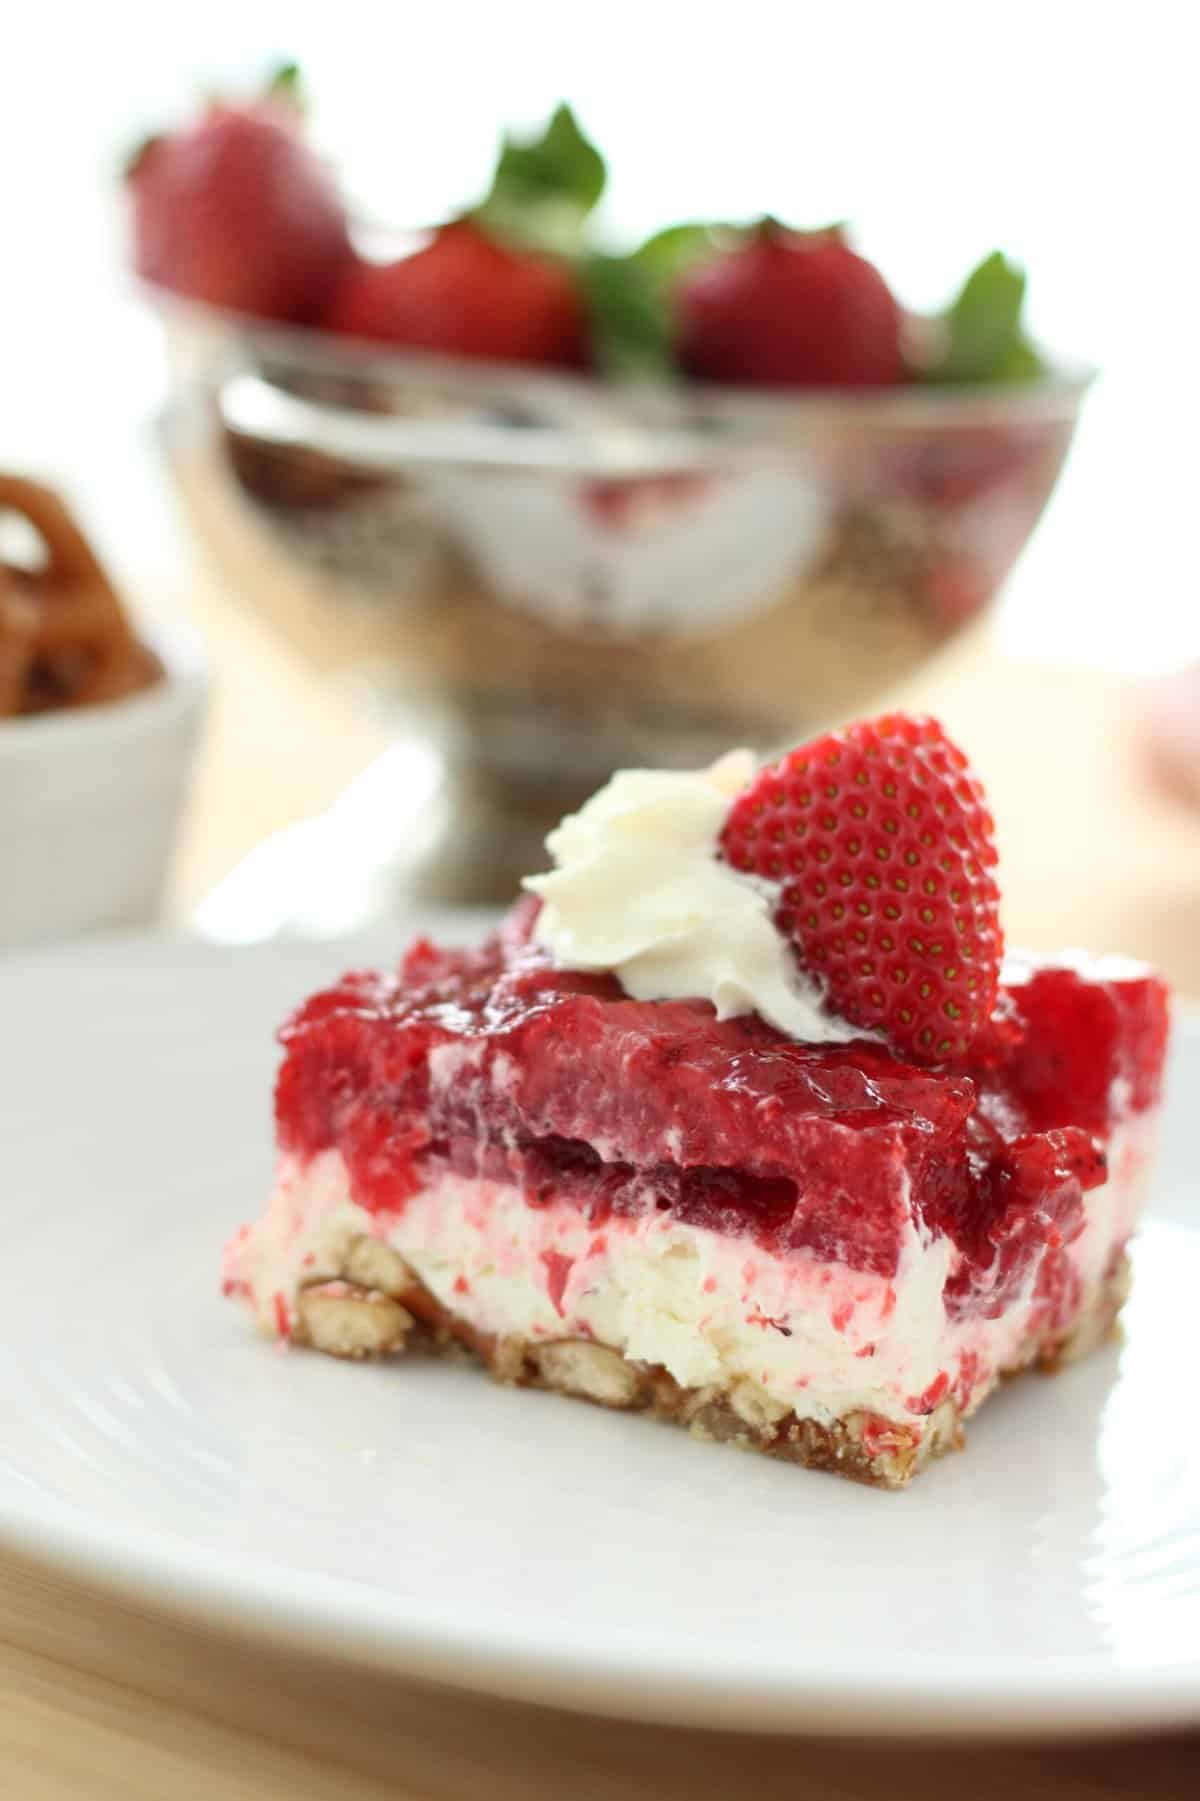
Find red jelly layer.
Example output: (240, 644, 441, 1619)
(274, 900, 1168, 1316)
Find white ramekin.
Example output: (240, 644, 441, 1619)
(0, 623, 207, 949)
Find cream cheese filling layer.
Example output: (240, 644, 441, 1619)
(224, 1113, 1156, 1433)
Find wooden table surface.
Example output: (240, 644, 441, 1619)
(3, 552, 1199, 1797)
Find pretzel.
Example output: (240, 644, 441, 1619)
(0, 580, 39, 716)
(0, 475, 158, 717)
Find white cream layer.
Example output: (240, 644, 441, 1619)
(224, 1113, 1155, 1435)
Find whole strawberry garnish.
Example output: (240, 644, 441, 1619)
(721, 713, 1002, 1062)
(324, 222, 589, 369)
(677, 223, 904, 388)
(128, 70, 351, 323)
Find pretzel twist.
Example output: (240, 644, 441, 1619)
(0, 474, 157, 716)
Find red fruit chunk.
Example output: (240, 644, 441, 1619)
(677, 227, 904, 388)
(944, 1127, 1103, 1321)
(130, 101, 351, 322)
(541, 1250, 574, 1316)
(324, 222, 589, 369)
(721, 712, 1003, 1063)
(983, 959, 1171, 1136)
(905, 1371, 951, 1416)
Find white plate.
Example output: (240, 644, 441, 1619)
(1, 932, 1197, 1738)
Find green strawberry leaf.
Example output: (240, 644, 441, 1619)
(260, 60, 307, 119)
(580, 223, 723, 378)
(579, 252, 674, 377)
(990, 332, 1045, 382)
(633, 222, 721, 295)
(475, 104, 606, 256)
(920, 250, 1045, 384)
(265, 61, 302, 99)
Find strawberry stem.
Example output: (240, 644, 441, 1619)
(265, 61, 303, 104)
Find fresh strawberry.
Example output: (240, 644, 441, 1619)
(721, 713, 1002, 1062)
(677, 224, 904, 388)
(324, 222, 589, 369)
(129, 79, 351, 323)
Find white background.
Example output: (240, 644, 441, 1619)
(0, 0, 1196, 669)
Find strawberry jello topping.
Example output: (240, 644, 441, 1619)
(275, 705, 1169, 1334)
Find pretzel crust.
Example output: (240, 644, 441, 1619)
(286, 1236, 1132, 1490)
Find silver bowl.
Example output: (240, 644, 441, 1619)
(154, 289, 1090, 911)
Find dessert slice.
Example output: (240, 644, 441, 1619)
(223, 717, 1170, 1487)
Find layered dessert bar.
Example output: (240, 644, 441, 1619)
(224, 715, 1169, 1487)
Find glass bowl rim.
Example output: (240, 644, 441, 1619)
(148, 282, 1097, 440)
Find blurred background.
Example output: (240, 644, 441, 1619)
(1, 0, 1197, 969)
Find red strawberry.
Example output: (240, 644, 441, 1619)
(324, 222, 589, 369)
(721, 713, 1002, 1062)
(677, 224, 904, 388)
(129, 89, 351, 323)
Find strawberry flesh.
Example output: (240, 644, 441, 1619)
(720, 713, 1002, 1064)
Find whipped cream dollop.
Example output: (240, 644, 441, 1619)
(524, 752, 863, 1043)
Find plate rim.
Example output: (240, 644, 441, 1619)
(5, 1478, 1200, 1738)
